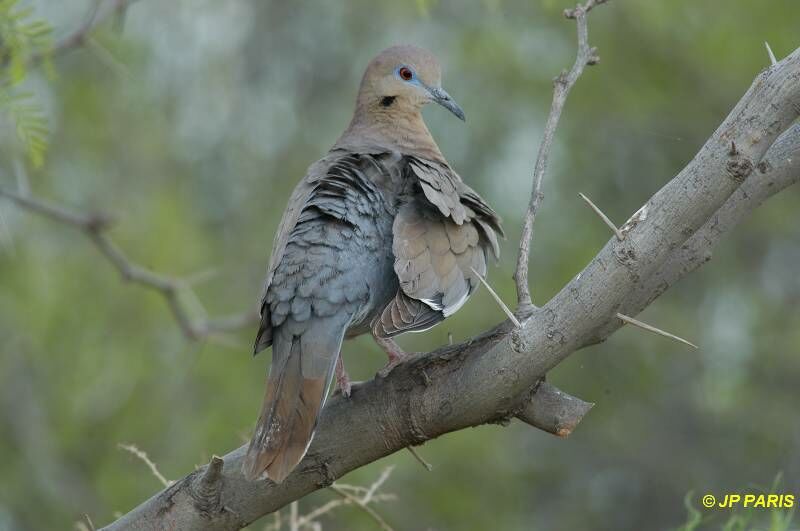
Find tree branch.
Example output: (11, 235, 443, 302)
(29, 0, 141, 66)
(514, 0, 607, 311)
(101, 30, 800, 531)
(0, 186, 259, 341)
(583, 122, 800, 345)
(515, 381, 594, 437)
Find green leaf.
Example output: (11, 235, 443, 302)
(676, 491, 703, 531)
(0, 87, 49, 167)
(0, 0, 53, 166)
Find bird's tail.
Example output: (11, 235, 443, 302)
(242, 324, 342, 483)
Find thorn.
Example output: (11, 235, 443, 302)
(470, 267, 521, 328)
(406, 446, 433, 471)
(192, 455, 225, 514)
(616, 313, 698, 349)
(729, 141, 738, 156)
(200, 455, 225, 487)
(765, 41, 778, 66)
(578, 193, 624, 241)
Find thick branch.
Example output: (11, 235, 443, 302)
(514, 0, 607, 310)
(103, 46, 800, 531)
(613, 123, 800, 322)
(515, 381, 594, 437)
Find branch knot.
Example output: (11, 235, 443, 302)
(191, 456, 225, 516)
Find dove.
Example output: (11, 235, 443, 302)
(243, 44, 503, 483)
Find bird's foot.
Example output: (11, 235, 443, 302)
(375, 337, 409, 377)
(334, 355, 352, 398)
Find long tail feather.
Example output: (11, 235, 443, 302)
(242, 337, 332, 483)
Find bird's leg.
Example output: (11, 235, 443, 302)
(376, 336, 407, 363)
(374, 336, 409, 377)
(335, 354, 352, 398)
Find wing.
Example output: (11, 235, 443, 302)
(254, 151, 400, 353)
(253, 156, 334, 353)
(373, 158, 503, 338)
(409, 157, 503, 257)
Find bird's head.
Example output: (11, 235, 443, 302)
(357, 44, 465, 121)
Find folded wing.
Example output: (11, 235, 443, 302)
(373, 158, 503, 338)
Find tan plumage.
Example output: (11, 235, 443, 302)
(244, 45, 502, 483)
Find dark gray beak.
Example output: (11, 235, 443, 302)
(429, 86, 466, 122)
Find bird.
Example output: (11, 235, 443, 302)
(243, 44, 503, 483)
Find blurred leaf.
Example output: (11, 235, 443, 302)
(676, 491, 703, 531)
(0, 87, 48, 167)
(0, 0, 52, 166)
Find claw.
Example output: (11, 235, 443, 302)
(377, 358, 404, 378)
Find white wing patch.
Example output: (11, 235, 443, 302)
(419, 281, 474, 318)
(420, 297, 444, 311)
(442, 290, 470, 317)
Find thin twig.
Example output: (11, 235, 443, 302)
(514, 0, 609, 310)
(0, 186, 259, 340)
(289, 501, 299, 531)
(331, 484, 370, 496)
(260, 511, 279, 531)
(765, 41, 778, 66)
(295, 494, 395, 529)
(29, 0, 142, 66)
(405, 446, 433, 471)
(329, 486, 394, 531)
(471, 267, 521, 327)
(86, 36, 131, 78)
(578, 192, 624, 240)
(117, 443, 172, 487)
(616, 313, 698, 350)
(364, 466, 395, 503)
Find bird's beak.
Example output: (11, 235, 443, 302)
(428, 86, 466, 122)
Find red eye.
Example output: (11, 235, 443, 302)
(399, 67, 413, 81)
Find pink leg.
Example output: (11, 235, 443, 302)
(335, 355, 352, 398)
(374, 336, 408, 376)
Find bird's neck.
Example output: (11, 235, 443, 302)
(334, 100, 446, 164)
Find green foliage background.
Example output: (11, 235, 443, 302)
(1, 1, 799, 529)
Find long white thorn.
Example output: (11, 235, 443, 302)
(471, 267, 521, 327)
(579, 192, 624, 240)
(765, 41, 778, 66)
(616, 313, 698, 350)
(406, 447, 433, 471)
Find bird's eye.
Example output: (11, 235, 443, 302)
(398, 67, 414, 81)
